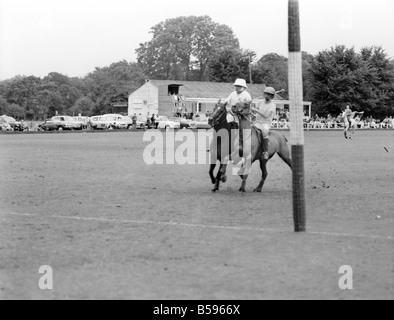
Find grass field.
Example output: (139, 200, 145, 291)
(0, 129, 393, 300)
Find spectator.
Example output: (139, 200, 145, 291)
(151, 114, 156, 129)
(132, 113, 137, 130)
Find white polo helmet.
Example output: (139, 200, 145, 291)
(264, 87, 276, 96)
(233, 78, 247, 88)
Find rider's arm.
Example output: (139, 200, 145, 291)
(253, 107, 274, 119)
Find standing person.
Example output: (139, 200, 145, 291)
(151, 114, 156, 129)
(251, 87, 277, 160)
(146, 113, 151, 129)
(132, 113, 137, 130)
(343, 105, 353, 123)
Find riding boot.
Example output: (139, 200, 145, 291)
(261, 138, 269, 160)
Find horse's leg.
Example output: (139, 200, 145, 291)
(219, 163, 228, 183)
(343, 121, 349, 139)
(212, 163, 224, 192)
(344, 125, 349, 139)
(253, 159, 268, 192)
(239, 174, 248, 192)
(209, 163, 217, 184)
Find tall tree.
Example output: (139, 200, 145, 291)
(309, 45, 394, 117)
(36, 90, 63, 118)
(136, 16, 239, 81)
(359, 46, 394, 116)
(208, 49, 256, 83)
(84, 60, 146, 115)
(252, 53, 288, 98)
(70, 96, 95, 116)
(2, 76, 42, 113)
(301, 51, 315, 102)
(0, 96, 10, 115)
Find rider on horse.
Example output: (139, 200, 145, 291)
(208, 78, 251, 158)
(251, 87, 277, 160)
(342, 105, 364, 139)
(344, 105, 353, 124)
(224, 78, 252, 123)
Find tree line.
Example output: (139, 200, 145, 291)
(1, 15, 393, 120)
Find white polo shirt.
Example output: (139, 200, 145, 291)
(224, 90, 252, 111)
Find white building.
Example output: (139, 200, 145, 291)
(128, 80, 312, 119)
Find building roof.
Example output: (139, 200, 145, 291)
(147, 80, 284, 100)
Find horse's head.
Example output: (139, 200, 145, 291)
(208, 100, 227, 127)
(232, 102, 251, 116)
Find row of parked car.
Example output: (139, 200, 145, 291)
(37, 114, 143, 131)
(36, 114, 175, 131)
(0, 113, 212, 133)
(35, 114, 212, 131)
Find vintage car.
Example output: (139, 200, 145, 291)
(0, 115, 28, 131)
(38, 116, 82, 131)
(102, 114, 128, 129)
(89, 115, 116, 130)
(177, 118, 193, 129)
(155, 116, 181, 130)
(37, 119, 57, 131)
(0, 118, 13, 131)
(188, 117, 212, 130)
(123, 116, 146, 129)
(72, 116, 90, 129)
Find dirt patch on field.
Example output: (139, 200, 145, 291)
(0, 130, 393, 299)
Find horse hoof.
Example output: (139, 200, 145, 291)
(239, 188, 245, 192)
(211, 178, 217, 184)
(221, 175, 227, 183)
(212, 188, 218, 193)
(253, 188, 262, 193)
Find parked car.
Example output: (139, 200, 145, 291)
(102, 114, 128, 129)
(72, 116, 90, 129)
(0, 115, 28, 131)
(123, 116, 146, 129)
(0, 117, 13, 131)
(189, 117, 212, 130)
(177, 118, 193, 129)
(156, 116, 181, 130)
(37, 116, 81, 131)
(37, 119, 58, 131)
(52, 116, 83, 130)
(89, 115, 116, 130)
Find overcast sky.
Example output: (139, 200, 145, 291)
(1, 0, 393, 80)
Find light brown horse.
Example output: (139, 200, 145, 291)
(231, 103, 292, 192)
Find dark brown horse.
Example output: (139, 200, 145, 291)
(231, 103, 292, 192)
(208, 101, 238, 192)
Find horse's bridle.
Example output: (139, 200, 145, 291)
(210, 104, 227, 126)
(232, 103, 256, 125)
